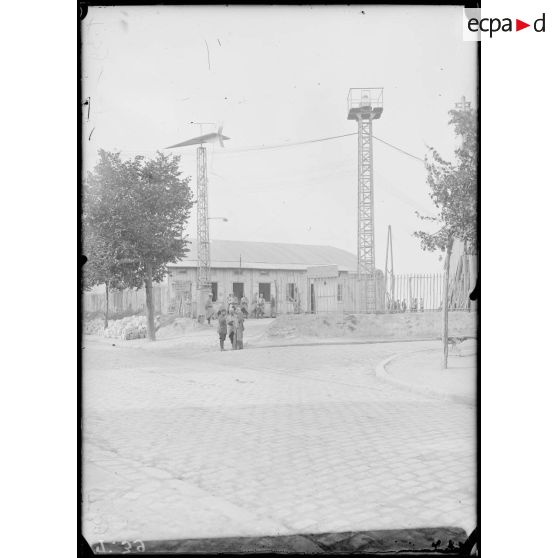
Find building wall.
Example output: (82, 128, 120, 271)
(83, 266, 385, 317)
(167, 267, 309, 316)
(306, 266, 342, 314)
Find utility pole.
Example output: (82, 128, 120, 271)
(384, 225, 394, 310)
(441, 95, 471, 367)
(442, 236, 454, 369)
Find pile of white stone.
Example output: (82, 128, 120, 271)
(103, 315, 149, 340)
(83, 318, 106, 336)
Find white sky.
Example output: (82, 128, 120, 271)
(82, 5, 477, 274)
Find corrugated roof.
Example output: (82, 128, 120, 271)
(169, 239, 357, 272)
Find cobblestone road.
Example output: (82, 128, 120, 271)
(82, 334, 476, 545)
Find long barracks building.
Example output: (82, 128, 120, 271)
(168, 240, 384, 317)
(84, 240, 385, 317)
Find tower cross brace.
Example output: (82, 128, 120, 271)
(384, 224, 395, 301)
(357, 114, 376, 312)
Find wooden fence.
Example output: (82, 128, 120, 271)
(448, 253, 477, 311)
(83, 285, 172, 316)
(384, 274, 443, 312)
(385, 259, 477, 313)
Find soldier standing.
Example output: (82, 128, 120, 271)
(234, 307, 245, 350)
(217, 309, 227, 351)
(227, 307, 236, 348)
(240, 295, 249, 318)
(256, 293, 265, 318)
(205, 293, 214, 325)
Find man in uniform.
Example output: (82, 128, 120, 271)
(217, 309, 227, 351)
(256, 293, 265, 319)
(234, 307, 245, 350)
(240, 295, 249, 318)
(205, 293, 214, 325)
(227, 307, 236, 348)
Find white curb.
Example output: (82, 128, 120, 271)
(375, 352, 475, 407)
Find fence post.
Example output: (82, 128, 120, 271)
(104, 283, 109, 329)
(442, 237, 454, 369)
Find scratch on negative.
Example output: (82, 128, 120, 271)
(89, 127, 95, 141)
(204, 39, 211, 70)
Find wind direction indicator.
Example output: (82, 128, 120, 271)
(165, 125, 230, 149)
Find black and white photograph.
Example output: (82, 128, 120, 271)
(80, 4, 478, 554)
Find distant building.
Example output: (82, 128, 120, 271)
(167, 240, 384, 317)
(83, 239, 385, 317)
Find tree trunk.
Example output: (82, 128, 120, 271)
(145, 261, 156, 341)
(442, 236, 454, 369)
(104, 282, 109, 329)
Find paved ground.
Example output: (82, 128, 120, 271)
(82, 322, 476, 547)
(386, 343, 476, 404)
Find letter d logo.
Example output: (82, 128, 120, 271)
(534, 13, 546, 32)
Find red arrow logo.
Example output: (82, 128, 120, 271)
(516, 19, 530, 31)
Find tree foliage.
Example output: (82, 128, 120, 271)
(81, 220, 128, 292)
(83, 149, 194, 338)
(414, 108, 478, 253)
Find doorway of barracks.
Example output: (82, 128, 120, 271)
(308, 277, 338, 313)
(258, 282, 271, 301)
(306, 265, 340, 314)
(232, 282, 244, 300)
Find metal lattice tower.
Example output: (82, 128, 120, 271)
(196, 146, 211, 290)
(347, 88, 383, 313)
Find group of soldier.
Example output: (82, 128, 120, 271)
(216, 305, 244, 350)
(204, 292, 272, 351)
(386, 297, 425, 313)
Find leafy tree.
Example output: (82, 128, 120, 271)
(414, 106, 477, 369)
(82, 221, 123, 329)
(83, 150, 194, 340)
(82, 218, 143, 328)
(82, 151, 138, 328)
(414, 107, 478, 253)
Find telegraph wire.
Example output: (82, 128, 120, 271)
(372, 136, 425, 163)
(219, 132, 425, 162)
(113, 131, 425, 163)
(221, 132, 357, 153)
